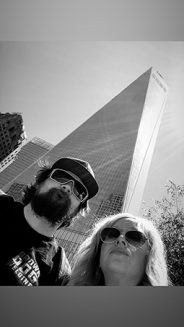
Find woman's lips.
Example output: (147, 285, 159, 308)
(110, 248, 129, 256)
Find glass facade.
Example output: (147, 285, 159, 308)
(0, 137, 53, 191)
(0, 112, 26, 171)
(6, 182, 25, 203)
(123, 70, 168, 214)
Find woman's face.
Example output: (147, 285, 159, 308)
(99, 218, 150, 285)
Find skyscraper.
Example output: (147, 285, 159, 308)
(3, 68, 168, 262)
(0, 137, 53, 197)
(0, 112, 26, 171)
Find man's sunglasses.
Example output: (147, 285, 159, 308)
(100, 227, 148, 247)
(49, 168, 88, 202)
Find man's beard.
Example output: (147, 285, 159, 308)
(30, 187, 71, 226)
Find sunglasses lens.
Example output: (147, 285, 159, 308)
(51, 169, 88, 201)
(72, 180, 87, 199)
(101, 228, 120, 243)
(51, 170, 70, 183)
(126, 231, 146, 246)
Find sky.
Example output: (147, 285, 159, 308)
(0, 41, 184, 211)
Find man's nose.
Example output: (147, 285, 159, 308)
(60, 181, 73, 195)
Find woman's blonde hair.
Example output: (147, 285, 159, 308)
(69, 213, 170, 286)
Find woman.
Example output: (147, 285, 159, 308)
(69, 213, 170, 286)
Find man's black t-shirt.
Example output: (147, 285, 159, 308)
(0, 195, 71, 286)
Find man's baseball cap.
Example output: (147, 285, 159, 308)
(51, 157, 99, 200)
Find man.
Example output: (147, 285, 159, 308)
(0, 157, 99, 286)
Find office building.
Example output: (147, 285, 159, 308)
(0, 137, 53, 192)
(0, 112, 26, 171)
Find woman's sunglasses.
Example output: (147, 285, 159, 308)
(100, 227, 148, 247)
(49, 168, 88, 203)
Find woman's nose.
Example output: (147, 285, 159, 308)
(115, 234, 127, 247)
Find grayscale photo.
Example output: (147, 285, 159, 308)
(0, 42, 184, 286)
